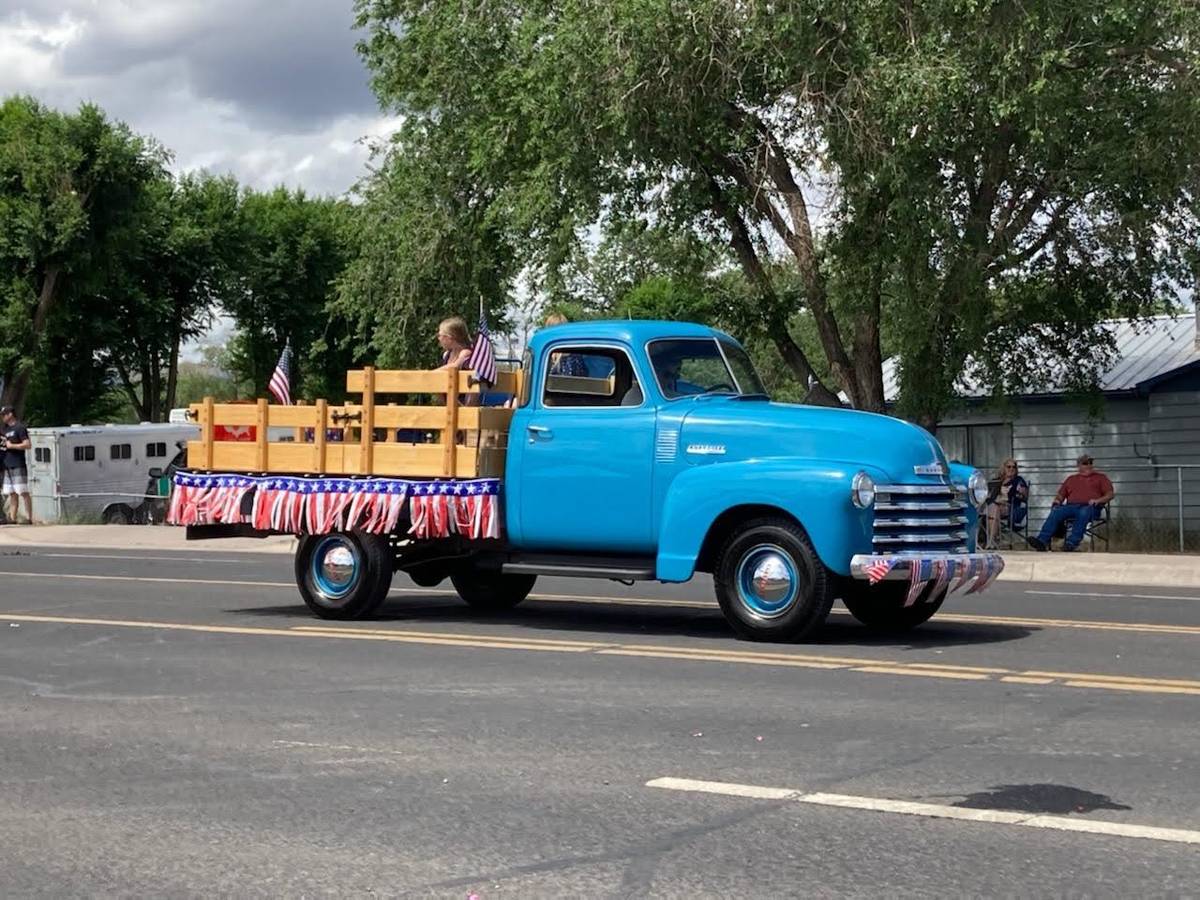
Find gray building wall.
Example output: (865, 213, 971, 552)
(938, 392, 1200, 534)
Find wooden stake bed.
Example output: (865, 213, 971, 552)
(187, 367, 520, 479)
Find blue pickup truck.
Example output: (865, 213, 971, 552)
(179, 320, 1003, 641)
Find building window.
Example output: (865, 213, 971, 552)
(110, 443, 131, 461)
(147, 442, 167, 458)
(937, 423, 1013, 473)
(74, 445, 95, 462)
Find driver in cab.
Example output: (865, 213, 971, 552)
(655, 350, 705, 398)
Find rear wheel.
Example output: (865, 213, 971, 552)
(841, 580, 946, 631)
(714, 517, 835, 642)
(450, 568, 536, 611)
(102, 504, 134, 525)
(295, 532, 393, 620)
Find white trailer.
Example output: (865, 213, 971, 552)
(29, 423, 198, 524)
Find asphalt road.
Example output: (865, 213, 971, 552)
(1, 545, 1197, 898)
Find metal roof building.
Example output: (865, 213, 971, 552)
(882, 314, 1200, 402)
(916, 314, 1200, 550)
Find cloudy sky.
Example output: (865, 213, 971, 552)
(1, 0, 397, 197)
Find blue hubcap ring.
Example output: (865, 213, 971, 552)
(735, 544, 800, 620)
(309, 535, 362, 607)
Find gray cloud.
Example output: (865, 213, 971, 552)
(0, 1, 386, 196)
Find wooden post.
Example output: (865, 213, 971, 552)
(201, 396, 215, 470)
(293, 400, 306, 443)
(359, 366, 376, 474)
(255, 398, 269, 471)
(443, 368, 460, 477)
(315, 399, 328, 474)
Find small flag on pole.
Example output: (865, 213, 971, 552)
(467, 306, 497, 387)
(268, 341, 293, 406)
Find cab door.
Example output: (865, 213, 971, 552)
(510, 344, 655, 553)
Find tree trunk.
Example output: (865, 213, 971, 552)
(2, 264, 64, 417)
(164, 327, 182, 418)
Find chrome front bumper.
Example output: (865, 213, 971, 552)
(849, 552, 1005, 590)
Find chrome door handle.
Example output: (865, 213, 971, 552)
(526, 424, 552, 441)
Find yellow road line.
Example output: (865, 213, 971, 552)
(2, 569, 1196, 638)
(2, 611, 1198, 697)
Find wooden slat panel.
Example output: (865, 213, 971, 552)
(263, 443, 321, 473)
(210, 442, 258, 470)
(208, 405, 259, 426)
(268, 406, 324, 427)
(347, 368, 520, 395)
(371, 443, 480, 477)
(370, 406, 447, 430)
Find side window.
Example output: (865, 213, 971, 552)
(35, 447, 51, 463)
(74, 445, 95, 462)
(110, 443, 131, 461)
(542, 347, 641, 408)
(146, 442, 167, 458)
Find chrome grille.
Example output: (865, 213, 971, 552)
(873, 484, 969, 554)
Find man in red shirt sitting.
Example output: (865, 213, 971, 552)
(1027, 454, 1115, 551)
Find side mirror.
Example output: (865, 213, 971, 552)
(148, 467, 164, 479)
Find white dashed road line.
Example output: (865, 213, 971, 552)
(646, 777, 1200, 846)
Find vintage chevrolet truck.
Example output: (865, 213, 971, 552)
(172, 320, 1003, 641)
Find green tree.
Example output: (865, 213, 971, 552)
(333, 129, 516, 371)
(0, 96, 168, 416)
(101, 171, 242, 421)
(354, 0, 1200, 421)
(225, 187, 356, 400)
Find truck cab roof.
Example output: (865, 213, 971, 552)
(528, 320, 737, 355)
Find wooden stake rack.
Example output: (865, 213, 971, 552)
(187, 367, 520, 478)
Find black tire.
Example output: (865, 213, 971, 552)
(841, 580, 946, 631)
(450, 568, 536, 611)
(102, 504, 134, 525)
(295, 531, 393, 620)
(714, 517, 835, 642)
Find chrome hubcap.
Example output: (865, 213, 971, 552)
(735, 544, 799, 620)
(310, 536, 361, 605)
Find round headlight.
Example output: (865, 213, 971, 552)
(851, 471, 876, 509)
(968, 470, 989, 509)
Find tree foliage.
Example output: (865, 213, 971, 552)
(354, 0, 1200, 422)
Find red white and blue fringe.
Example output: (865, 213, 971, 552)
(167, 472, 501, 540)
(865, 555, 1003, 601)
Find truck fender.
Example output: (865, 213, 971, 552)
(655, 460, 881, 581)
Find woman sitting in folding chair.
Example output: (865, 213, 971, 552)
(984, 458, 1028, 549)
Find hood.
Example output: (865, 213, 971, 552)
(674, 398, 951, 483)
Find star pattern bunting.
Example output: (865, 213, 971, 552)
(168, 471, 501, 540)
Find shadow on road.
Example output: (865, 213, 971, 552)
(231, 595, 1036, 650)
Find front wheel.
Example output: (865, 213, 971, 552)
(295, 532, 393, 620)
(450, 568, 536, 612)
(714, 517, 835, 642)
(841, 580, 946, 631)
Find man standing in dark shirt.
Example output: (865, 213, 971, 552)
(1, 406, 33, 524)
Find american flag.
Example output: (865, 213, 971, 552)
(268, 342, 293, 405)
(467, 311, 497, 387)
(864, 558, 894, 584)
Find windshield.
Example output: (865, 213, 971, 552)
(648, 338, 768, 399)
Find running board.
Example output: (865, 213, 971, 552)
(502, 555, 656, 581)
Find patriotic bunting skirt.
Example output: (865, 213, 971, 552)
(167, 471, 501, 541)
(864, 555, 1003, 602)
